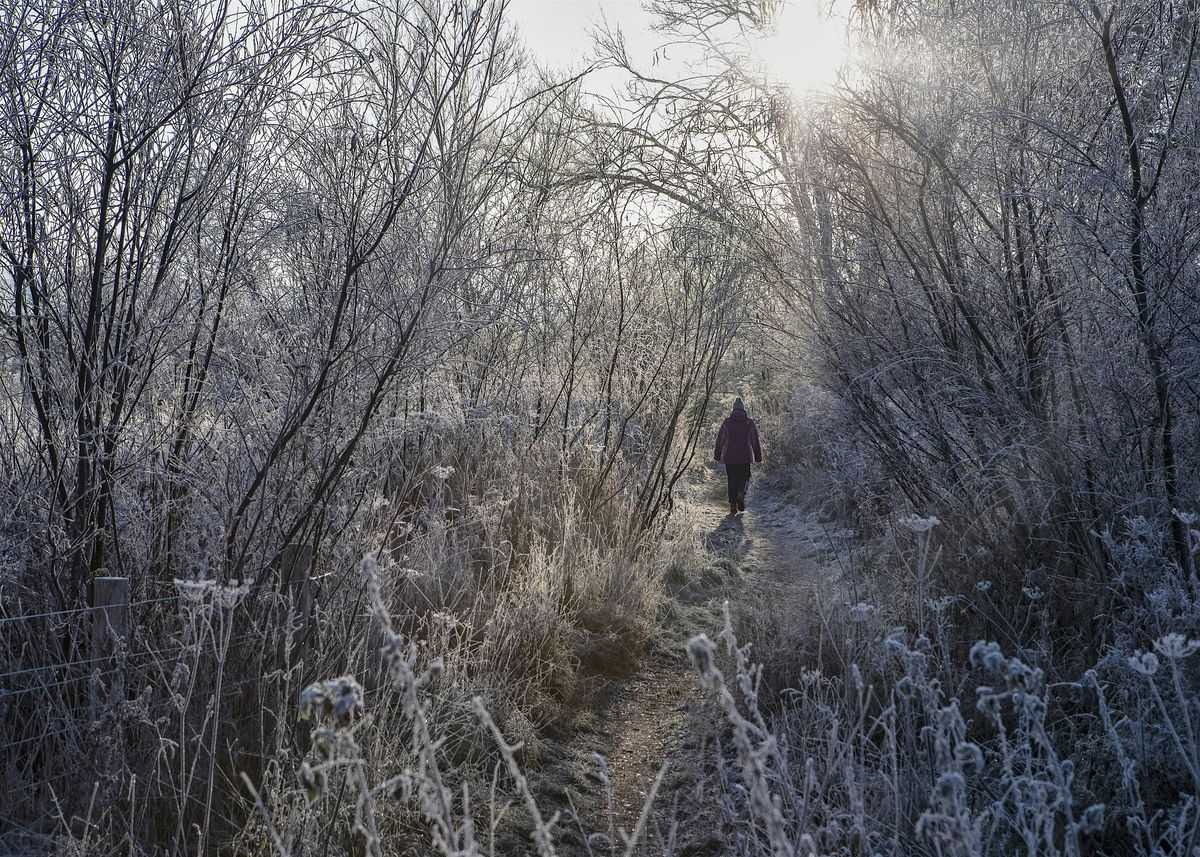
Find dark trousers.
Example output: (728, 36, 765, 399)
(726, 462, 751, 504)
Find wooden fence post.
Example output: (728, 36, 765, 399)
(91, 576, 130, 716)
(278, 544, 313, 664)
(92, 576, 130, 663)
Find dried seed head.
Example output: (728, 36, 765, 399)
(955, 741, 984, 774)
(687, 634, 716, 678)
(1079, 803, 1105, 835)
(934, 771, 964, 800)
(1128, 651, 1160, 676)
(387, 772, 414, 802)
(969, 640, 1005, 673)
(298, 683, 330, 721)
(330, 677, 363, 727)
(1154, 633, 1200, 660)
(849, 602, 875, 622)
(299, 762, 326, 804)
(899, 514, 940, 534)
(975, 688, 1001, 718)
(313, 728, 334, 761)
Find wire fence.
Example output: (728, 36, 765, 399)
(0, 566, 337, 834)
(0, 578, 300, 709)
(0, 593, 206, 626)
(0, 604, 96, 624)
(1, 632, 283, 690)
(1, 620, 308, 792)
(0, 669, 128, 701)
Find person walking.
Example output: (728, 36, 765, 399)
(714, 397, 763, 516)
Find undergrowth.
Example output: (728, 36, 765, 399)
(715, 515, 1200, 856)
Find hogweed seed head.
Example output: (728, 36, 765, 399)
(1128, 651, 1159, 676)
(849, 602, 875, 621)
(927, 596, 953, 614)
(1153, 633, 1200, 659)
(900, 514, 940, 534)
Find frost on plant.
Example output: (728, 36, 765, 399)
(298, 676, 364, 728)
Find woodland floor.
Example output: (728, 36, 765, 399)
(531, 463, 835, 855)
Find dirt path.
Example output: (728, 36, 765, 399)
(545, 468, 830, 855)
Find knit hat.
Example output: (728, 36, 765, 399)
(732, 397, 746, 412)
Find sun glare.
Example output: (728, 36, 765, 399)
(755, 0, 852, 96)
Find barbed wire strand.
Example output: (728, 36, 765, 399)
(1, 628, 296, 687)
(0, 592, 277, 626)
(0, 605, 96, 624)
(0, 669, 121, 699)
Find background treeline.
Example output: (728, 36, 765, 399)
(607, 0, 1200, 596)
(800, 0, 1200, 615)
(599, 0, 1200, 652)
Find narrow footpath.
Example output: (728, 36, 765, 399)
(541, 466, 835, 855)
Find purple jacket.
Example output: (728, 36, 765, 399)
(715, 410, 763, 464)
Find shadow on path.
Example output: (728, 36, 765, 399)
(702, 513, 752, 561)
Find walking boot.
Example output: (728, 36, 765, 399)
(729, 501, 738, 516)
(737, 492, 746, 512)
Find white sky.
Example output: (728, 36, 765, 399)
(506, 0, 854, 101)
(506, 0, 657, 73)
